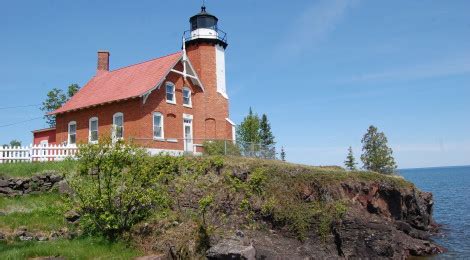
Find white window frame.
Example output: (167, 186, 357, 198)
(182, 86, 192, 108)
(165, 82, 176, 104)
(112, 112, 124, 140)
(183, 114, 194, 153)
(68, 121, 77, 145)
(153, 112, 164, 140)
(88, 117, 99, 143)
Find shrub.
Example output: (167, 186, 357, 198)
(67, 138, 169, 239)
(203, 140, 240, 156)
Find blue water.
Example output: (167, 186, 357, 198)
(400, 165, 470, 258)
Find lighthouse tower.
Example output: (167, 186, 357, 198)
(184, 5, 234, 141)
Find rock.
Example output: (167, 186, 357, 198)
(0, 179, 8, 187)
(49, 175, 62, 183)
(64, 210, 81, 223)
(0, 187, 14, 195)
(37, 235, 49, 241)
(232, 167, 249, 181)
(206, 238, 256, 260)
(57, 180, 73, 195)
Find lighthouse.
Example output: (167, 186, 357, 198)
(184, 5, 233, 141)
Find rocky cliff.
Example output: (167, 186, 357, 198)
(129, 157, 444, 259)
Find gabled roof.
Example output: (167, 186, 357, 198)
(51, 51, 183, 115)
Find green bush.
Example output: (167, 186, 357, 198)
(203, 140, 241, 156)
(67, 138, 169, 239)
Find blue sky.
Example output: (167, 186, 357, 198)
(1, 0, 469, 168)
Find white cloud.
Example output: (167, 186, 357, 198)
(277, 0, 359, 56)
(342, 55, 470, 83)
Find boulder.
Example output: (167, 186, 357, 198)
(0, 179, 9, 187)
(206, 237, 256, 260)
(64, 210, 81, 223)
(58, 180, 73, 195)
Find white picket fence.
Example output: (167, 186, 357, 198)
(0, 144, 78, 163)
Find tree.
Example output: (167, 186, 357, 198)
(360, 125, 397, 174)
(280, 146, 286, 161)
(41, 84, 80, 127)
(236, 108, 260, 156)
(259, 114, 276, 159)
(344, 146, 357, 171)
(9, 140, 22, 147)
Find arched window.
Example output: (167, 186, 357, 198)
(113, 112, 124, 140)
(68, 121, 77, 145)
(89, 117, 98, 143)
(153, 112, 164, 139)
(165, 82, 176, 104)
(183, 87, 192, 107)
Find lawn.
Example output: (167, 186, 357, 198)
(0, 193, 66, 232)
(0, 160, 76, 178)
(0, 237, 141, 259)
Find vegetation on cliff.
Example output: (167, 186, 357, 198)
(0, 141, 441, 259)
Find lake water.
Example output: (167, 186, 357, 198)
(400, 165, 470, 258)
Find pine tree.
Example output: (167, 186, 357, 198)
(236, 108, 260, 156)
(259, 114, 276, 159)
(360, 125, 397, 174)
(344, 146, 357, 170)
(280, 146, 286, 161)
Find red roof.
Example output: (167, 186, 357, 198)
(51, 51, 182, 114)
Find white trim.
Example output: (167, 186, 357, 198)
(182, 86, 192, 108)
(183, 113, 193, 119)
(225, 118, 235, 126)
(166, 138, 178, 143)
(183, 114, 193, 153)
(140, 54, 183, 103)
(165, 81, 176, 104)
(68, 121, 77, 145)
(152, 112, 164, 140)
(112, 112, 124, 140)
(88, 117, 99, 144)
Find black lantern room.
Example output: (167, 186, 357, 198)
(185, 6, 228, 49)
(190, 6, 218, 31)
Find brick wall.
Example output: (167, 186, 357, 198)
(55, 49, 233, 152)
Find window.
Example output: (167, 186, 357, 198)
(68, 121, 77, 145)
(89, 117, 98, 143)
(153, 112, 164, 139)
(183, 87, 192, 107)
(166, 82, 176, 104)
(113, 113, 124, 140)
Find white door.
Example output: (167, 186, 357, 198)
(184, 118, 193, 153)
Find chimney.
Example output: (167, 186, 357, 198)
(97, 50, 110, 75)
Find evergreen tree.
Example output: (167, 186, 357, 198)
(344, 146, 357, 170)
(360, 125, 397, 174)
(280, 146, 286, 161)
(236, 108, 260, 156)
(41, 84, 80, 127)
(259, 114, 276, 159)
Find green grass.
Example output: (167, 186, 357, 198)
(0, 193, 67, 232)
(0, 160, 76, 178)
(0, 237, 142, 260)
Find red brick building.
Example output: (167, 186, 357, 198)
(34, 6, 235, 154)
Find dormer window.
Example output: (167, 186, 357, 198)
(166, 82, 176, 104)
(183, 87, 192, 107)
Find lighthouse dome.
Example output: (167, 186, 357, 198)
(185, 6, 227, 49)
